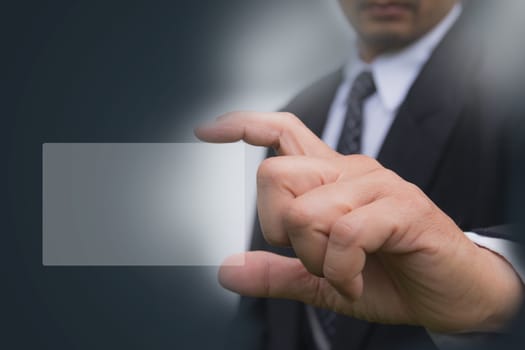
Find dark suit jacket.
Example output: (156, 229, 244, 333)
(226, 1, 519, 350)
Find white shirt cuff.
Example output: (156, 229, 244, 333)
(464, 231, 525, 282)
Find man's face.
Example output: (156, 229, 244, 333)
(339, 0, 458, 54)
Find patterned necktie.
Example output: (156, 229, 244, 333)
(314, 71, 376, 347)
(336, 70, 377, 155)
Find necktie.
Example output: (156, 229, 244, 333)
(336, 70, 377, 155)
(314, 71, 376, 347)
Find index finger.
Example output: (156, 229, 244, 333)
(194, 111, 336, 158)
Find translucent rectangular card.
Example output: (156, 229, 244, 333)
(43, 143, 246, 266)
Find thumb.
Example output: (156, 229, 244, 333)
(219, 251, 322, 303)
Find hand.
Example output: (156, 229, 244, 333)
(195, 111, 523, 333)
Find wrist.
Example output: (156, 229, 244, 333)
(468, 245, 523, 332)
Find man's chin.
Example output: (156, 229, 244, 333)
(360, 31, 418, 54)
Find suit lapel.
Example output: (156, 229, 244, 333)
(377, 4, 482, 191)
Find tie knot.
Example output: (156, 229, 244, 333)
(348, 71, 376, 103)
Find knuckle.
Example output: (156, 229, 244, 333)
(280, 112, 305, 130)
(279, 112, 300, 124)
(330, 217, 361, 249)
(366, 168, 404, 197)
(283, 200, 312, 231)
(257, 157, 284, 186)
(358, 154, 378, 166)
(376, 168, 401, 183)
(405, 183, 435, 216)
(345, 154, 381, 168)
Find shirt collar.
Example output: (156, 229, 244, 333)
(343, 3, 462, 112)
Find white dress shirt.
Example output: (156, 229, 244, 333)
(308, 3, 524, 349)
(321, 4, 461, 156)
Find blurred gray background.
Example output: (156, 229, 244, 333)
(7, 0, 525, 349)
(5, 1, 352, 349)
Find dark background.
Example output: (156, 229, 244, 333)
(4, 1, 345, 349)
(4, 1, 525, 349)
